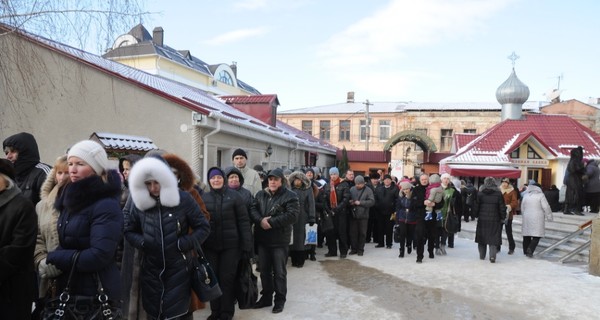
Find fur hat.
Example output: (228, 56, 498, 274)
(129, 157, 180, 211)
(68, 140, 109, 174)
(232, 148, 247, 160)
(0, 159, 16, 181)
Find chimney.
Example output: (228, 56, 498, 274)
(347, 91, 355, 103)
(153, 27, 164, 46)
(230, 61, 238, 77)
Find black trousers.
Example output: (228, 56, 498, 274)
(375, 212, 394, 246)
(523, 236, 541, 255)
(327, 211, 349, 255)
(257, 245, 289, 305)
(205, 247, 241, 318)
(415, 220, 437, 259)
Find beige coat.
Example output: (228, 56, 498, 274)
(34, 168, 63, 297)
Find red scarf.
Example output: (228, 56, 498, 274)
(330, 177, 340, 209)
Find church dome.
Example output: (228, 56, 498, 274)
(496, 68, 530, 105)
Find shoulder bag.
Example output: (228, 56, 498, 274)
(42, 251, 122, 320)
(191, 238, 222, 302)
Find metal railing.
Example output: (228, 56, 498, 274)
(534, 220, 592, 263)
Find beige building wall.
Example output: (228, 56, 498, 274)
(1, 32, 334, 181)
(278, 110, 501, 165)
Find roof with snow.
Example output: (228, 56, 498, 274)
(445, 114, 600, 164)
(280, 101, 545, 114)
(2, 24, 335, 154)
(103, 24, 260, 95)
(91, 132, 158, 152)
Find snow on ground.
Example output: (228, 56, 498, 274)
(194, 235, 600, 320)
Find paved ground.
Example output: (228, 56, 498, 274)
(192, 232, 600, 320)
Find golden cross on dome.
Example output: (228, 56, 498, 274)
(507, 51, 520, 68)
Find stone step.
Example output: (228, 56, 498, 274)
(456, 212, 597, 262)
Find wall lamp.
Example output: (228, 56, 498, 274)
(266, 144, 273, 157)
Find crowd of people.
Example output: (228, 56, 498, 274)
(0, 131, 597, 319)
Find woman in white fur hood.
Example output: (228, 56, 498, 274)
(124, 157, 210, 320)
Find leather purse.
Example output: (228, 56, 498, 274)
(190, 239, 222, 302)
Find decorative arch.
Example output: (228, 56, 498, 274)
(383, 130, 438, 152)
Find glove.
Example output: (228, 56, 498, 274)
(45, 263, 63, 279)
(38, 258, 48, 279)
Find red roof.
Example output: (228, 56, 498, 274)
(453, 133, 479, 151)
(220, 94, 279, 105)
(451, 114, 600, 163)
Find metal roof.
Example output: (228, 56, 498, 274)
(279, 101, 545, 114)
(6, 25, 336, 154)
(92, 132, 158, 151)
(445, 114, 600, 164)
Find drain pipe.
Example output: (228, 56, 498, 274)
(202, 115, 221, 184)
(288, 141, 300, 168)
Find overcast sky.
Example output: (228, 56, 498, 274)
(144, 0, 599, 110)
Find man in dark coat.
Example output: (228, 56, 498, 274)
(0, 159, 38, 318)
(564, 146, 586, 216)
(3, 132, 51, 205)
(374, 174, 398, 248)
(412, 174, 437, 263)
(251, 168, 299, 314)
(325, 167, 351, 258)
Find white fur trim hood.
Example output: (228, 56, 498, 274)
(129, 157, 180, 211)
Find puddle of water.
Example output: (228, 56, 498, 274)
(320, 259, 534, 320)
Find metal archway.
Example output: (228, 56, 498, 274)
(383, 130, 438, 152)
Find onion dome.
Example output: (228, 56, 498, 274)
(496, 68, 530, 105)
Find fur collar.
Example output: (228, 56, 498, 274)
(289, 171, 311, 190)
(500, 184, 514, 195)
(56, 170, 121, 213)
(129, 157, 180, 211)
(163, 153, 196, 191)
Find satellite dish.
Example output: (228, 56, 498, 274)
(544, 88, 562, 102)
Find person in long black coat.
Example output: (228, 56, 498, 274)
(543, 185, 561, 212)
(473, 177, 506, 263)
(0, 159, 37, 319)
(564, 146, 586, 215)
(200, 167, 252, 320)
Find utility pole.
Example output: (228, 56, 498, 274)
(363, 99, 372, 151)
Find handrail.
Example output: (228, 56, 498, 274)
(534, 219, 593, 258)
(559, 240, 591, 263)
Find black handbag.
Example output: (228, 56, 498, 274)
(191, 239, 222, 302)
(234, 258, 258, 309)
(42, 252, 122, 320)
(320, 209, 334, 233)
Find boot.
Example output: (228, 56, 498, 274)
(436, 211, 443, 221)
(398, 247, 405, 258)
(309, 253, 316, 261)
(425, 211, 433, 221)
(440, 245, 447, 255)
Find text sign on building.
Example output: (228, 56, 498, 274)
(510, 159, 549, 166)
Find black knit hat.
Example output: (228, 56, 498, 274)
(232, 148, 247, 160)
(0, 159, 16, 181)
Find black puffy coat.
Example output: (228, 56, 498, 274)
(474, 187, 506, 246)
(250, 186, 299, 247)
(48, 170, 123, 301)
(375, 184, 399, 216)
(125, 189, 209, 319)
(0, 186, 37, 318)
(202, 168, 252, 253)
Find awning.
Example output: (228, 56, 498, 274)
(441, 164, 521, 179)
